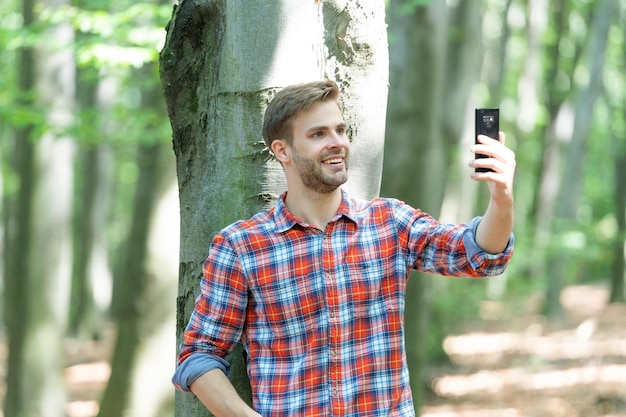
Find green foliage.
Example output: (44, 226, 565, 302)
(0, 1, 171, 149)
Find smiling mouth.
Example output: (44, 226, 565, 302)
(322, 157, 344, 165)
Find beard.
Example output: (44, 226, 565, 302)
(291, 148, 349, 194)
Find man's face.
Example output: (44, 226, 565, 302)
(289, 100, 350, 194)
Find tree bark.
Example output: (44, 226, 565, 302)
(160, 1, 387, 415)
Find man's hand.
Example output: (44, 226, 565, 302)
(469, 132, 516, 254)
(469, 132, 516, 207)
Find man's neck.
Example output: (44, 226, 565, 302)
(284, 188, 343, 230)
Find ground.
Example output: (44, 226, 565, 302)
(421, 284, 626, 417)
(1, 284, 625, 416)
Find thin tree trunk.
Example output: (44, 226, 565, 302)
(609, 145, 626, 303)
(3, 1, 36, 413)
(4, 0, 75, 414)
(440, 0, 484, 223)
(383, 2, 448, 415)
(71, 113, 112, 340)
(70, 4, 114, 339)
(609, 89, 626, 302)
(98, 58, 176, 416)
(528, 0, 570, 282)
(160, 1, 388, 415)
(609, 9, 626, 303)
(97, 141, 165, 417)
(544, 0, 617, 316)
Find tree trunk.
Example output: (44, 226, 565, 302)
(527, 0, 570, 281)
(4, 0, 75, 414)
(71, 93, 113, 340)
(160, 1, 388, 415)
(3, 2, 36, 416)
(383, 2, 448, 415)
(544, 0, 617, 317)
(97, 56, 177, 416)
(609, 141, 626, 303)
(440, 0, 485, 223)
(384, 1, 485, 413)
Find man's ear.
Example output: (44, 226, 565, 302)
(271, 139, 290, 163)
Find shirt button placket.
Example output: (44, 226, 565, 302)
(322, 226, 342, 412)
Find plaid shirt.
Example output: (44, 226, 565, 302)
(177, 189, 513, 416)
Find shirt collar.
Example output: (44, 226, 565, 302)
(273, 188, 358, 233)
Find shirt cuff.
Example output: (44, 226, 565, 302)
(463, 216, 515, 259)
(172, 353, 231, 392)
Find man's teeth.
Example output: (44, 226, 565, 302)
(324, 158, 343, 164)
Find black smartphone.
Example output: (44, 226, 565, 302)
(475, 108, 499, 173)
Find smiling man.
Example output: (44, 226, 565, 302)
(172, 79, 516, 417)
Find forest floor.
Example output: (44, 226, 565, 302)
(1, 283, 626, 417)
(421, 284, 626, 417)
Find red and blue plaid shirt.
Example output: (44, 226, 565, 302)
(175, 189, 514, 416)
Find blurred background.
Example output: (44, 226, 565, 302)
(1, 0, 625, 416)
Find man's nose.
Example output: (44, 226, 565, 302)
(329, 131, 348, 147)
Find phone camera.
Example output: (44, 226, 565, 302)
(482, 115, 496, 128)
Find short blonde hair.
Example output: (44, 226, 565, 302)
(262, 80, 342, 149)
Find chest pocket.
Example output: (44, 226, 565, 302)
(345, 258, 390, 317)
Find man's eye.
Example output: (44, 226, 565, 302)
(337, 128, 345, 135)
(313, 131, 325, 138)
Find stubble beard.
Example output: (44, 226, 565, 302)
(292, 149, 349, 194)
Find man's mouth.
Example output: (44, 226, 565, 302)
(322, 157, 344, 165)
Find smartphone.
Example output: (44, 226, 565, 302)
(475, 108, 499, 173)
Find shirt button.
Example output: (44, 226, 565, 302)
(332, 389, 339, 396)
(329, 311, 335, 318)
(331, 349, 337, 358)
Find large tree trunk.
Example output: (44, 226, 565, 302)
(159, 1, 388, 415)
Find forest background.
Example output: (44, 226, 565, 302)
(1, 0, 625, 417)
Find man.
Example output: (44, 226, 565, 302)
(172, 80, 515, 417)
